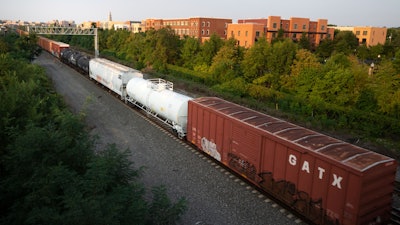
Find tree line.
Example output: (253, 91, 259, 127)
(0, 32, 187, 225)
(55, 26, 400, 157)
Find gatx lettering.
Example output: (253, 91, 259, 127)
(288, 154, 342, 189)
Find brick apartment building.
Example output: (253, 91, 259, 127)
(227, 16, 334, 48)
(144, 17, 232, 41)
(334, 26, 387, 46)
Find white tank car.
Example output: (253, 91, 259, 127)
(89, 58, 143, 98)
(126, 78, 192, 138)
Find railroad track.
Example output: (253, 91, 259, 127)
(392, 181, 400, 225)
(395, 180, 400, 196)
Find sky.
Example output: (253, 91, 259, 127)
(1, 0, 399, 27)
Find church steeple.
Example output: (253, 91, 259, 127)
(108, 11, 112, 21)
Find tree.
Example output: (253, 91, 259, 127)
(356, 44, 369, 62)
(123, 32, 147, 69)
(315, 38, 335, 61)
(154, 27, 181, 65)
(140, 28, 181, 72)
(290, 49, 321, 77)
(299, 32, 311, 50)
(241, 37, 270, 82)
(371, 60, 400, 117)
(323, 52, 352, 71)
(309, 68, 357, 106)
(266, 39, 297, 89)
(14, 34, 39, 61)
(290, 64, 322, 101)
(283, 49, 321, 91)
(333, 30, 359, 55)
(196, 33, 223, 67)
(393, 49, 400, 74)
(180, 37, 201, 69)
(369, 44, 384, 60)
(0, 38, 188, 225)
(209, 38, 244, 83)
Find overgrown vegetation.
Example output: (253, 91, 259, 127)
(46, 26, 400, 156)
(59, 26, 399, 158)
(0, 32, 186, 225)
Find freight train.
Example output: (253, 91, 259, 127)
(37, 36, 397, 225)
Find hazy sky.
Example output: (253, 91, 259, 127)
(1, 0, 399, 27)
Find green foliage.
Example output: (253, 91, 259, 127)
(267, 39, 297, 76)
(370, 60, 400, 117)
(323, 52, 352, 70)
(167, 64, 211, 84)
(333, 30, 359, 55)
(212, 77, 248, 97)
(149, 186, 187, 225)
(0, 36, 187, 225)
(196, 33, 224, 67)
(315, 38, 335, 61)
(392, 49, 400, 74)
(209, 38, 244, 83)
(309, 68, 356, 106)
(247, 83, 279, 102)
(71, 26, 400, 152)
(242, 37, 270, 81)
(299, 32, 311, 50)
(180, 37, 201, 69)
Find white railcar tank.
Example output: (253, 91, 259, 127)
(126, 78, 192, 136)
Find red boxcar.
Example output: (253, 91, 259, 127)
(187, 97, 397, 225)
(37, 36, 69, 58)
(38, 37, 52, 53)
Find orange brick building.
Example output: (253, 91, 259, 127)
(335, 26, 387, 46)
(144, 17, 232, 41)
(228, 16, 334, 48)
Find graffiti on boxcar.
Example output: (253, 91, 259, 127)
(201, 137, 221, 161)
(228, 153, 256, 181)
(258, 172, 338, 225)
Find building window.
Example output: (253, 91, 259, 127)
(292, 33, 297, 38)
(245, 31, 248, 37)
(231, 30, 234, 37)
(202, 22, 205, 27)
(206, 29, 209, 35)
(207, 22, 210, 27)
(256, 31, 260, 37)
(273, 23, 277, 28)
(201, 29, 204, 35)
(363, 30, 368, 35)
(294, 24, 298, 29)
(321, 25, 325, 30)
(356, 31, 360, 35)
(238, 30, 241, 36)
(302, 24, 306, 30)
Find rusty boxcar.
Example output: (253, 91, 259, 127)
(187, 97, 397, 225)
(37, 36, 69, 58)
